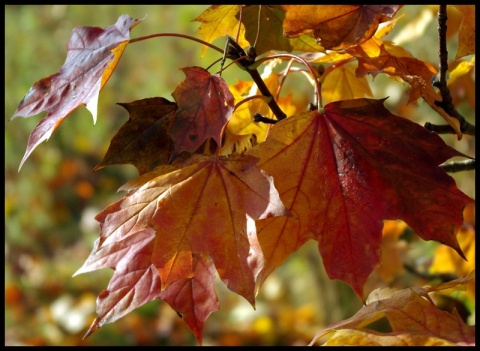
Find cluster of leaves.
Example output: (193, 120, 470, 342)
(11, 5, 475, 346)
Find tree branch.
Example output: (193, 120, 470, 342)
(223, 36, 287, 121)
(440, 159, 475, 173)
(434, 5, 475, 135)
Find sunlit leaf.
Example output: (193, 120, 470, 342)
(159, 254, 219, 345)
(11, 14, 143, 170)
(282, 5, 401, 50)
(311, 276, 476, 346)
(248, 99, 472, 297)
(453, 5, 475, 59)
(323, 329, 456, 346)
(322, 61, 373, 103)
(76, 154, 288, 339)
(193, 5, 249, 56)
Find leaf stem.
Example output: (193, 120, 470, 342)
(258, 53, 323, 110)
(129, 33, 224, 54)
(233, 94, 267, 113)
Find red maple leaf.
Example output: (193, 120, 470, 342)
(248, 98, 472, 298)
(168, 67, 235, 161)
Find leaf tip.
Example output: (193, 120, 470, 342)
(83, 317, 101, 340)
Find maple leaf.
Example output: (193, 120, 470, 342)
(75, 228, 162, 339)
(248, 98, 472, 298)
(79, 155, 287, 314)
(193, 5, 250, 56)
(351, 41, 464, 138)
(321, 329, 458, 346)
(239, 5, 294, 55)
(321, 61, 373, 104)
(310, 273, 475, 346)
(453, 5, 475, 59)
(281, 5, 401, 50)
(158, 254, 219, 346)
(168, 67, 235, 161)
(11, 14, 143, 171)
(95, 97, 177, 175)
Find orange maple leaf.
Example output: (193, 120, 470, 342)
(282, 5, 401, 50)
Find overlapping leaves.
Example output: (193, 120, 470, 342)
(75, 154, 288, 344)
(12, 7, 474, 346)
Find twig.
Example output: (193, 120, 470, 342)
(223, 36, 287, 121)
(253, 113, 277, 124)
(434, 5, 475, 135)
(440, 159, 475, 172)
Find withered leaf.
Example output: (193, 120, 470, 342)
(12, 14, 143, 170)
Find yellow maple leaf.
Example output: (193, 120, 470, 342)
(193, 5, 250, 57)
(322, 61, 373, 103)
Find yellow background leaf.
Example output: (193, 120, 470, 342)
(322, 62, 373, 103)
(453, 5, 475, 59)
(193, 5, 249, 56)
(323, 329, 455, 346)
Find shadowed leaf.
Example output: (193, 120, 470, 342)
(95, 97, 177, 175)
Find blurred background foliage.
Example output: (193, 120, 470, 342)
(5, 5, 475, 346)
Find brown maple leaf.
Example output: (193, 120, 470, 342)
(11, 14, 143, 171)
(247, 98, 472, 298)
(95, 97, 177, 175)
(352, 42, 463, 138)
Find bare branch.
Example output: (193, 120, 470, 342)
(434, 5, 476, 135)
(440, 159, 475, 173)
